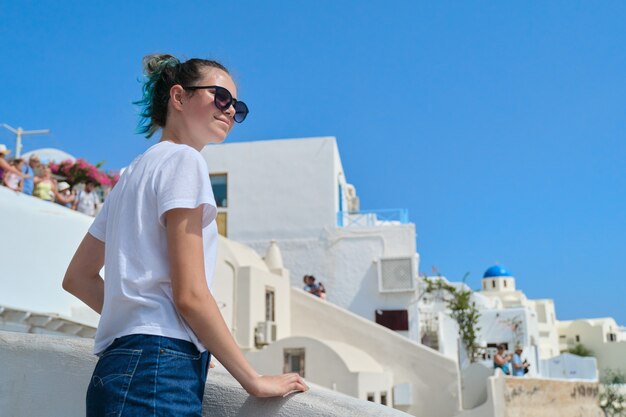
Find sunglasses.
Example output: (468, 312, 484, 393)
(182, 85, 249, 123)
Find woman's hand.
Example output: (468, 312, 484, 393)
(245, 374, 309, 398)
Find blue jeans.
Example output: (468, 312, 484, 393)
(86, 334, 211, 417)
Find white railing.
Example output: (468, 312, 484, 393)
(337, 209, 409, 227)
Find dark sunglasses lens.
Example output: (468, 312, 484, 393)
(234, 101, 249, 123)
(213, 87, 232, 110)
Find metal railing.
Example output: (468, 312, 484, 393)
(336, 209, 409, 227)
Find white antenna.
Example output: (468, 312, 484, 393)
(2, 123, 50, 159)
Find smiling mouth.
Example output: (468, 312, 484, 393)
(215, 118, 230, 128)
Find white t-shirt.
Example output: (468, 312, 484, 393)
(76, 189, 100, 216)
(88, 141, 218, 355)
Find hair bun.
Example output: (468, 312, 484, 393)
(142, 54, 180, 77)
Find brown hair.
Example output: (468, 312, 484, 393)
(135, 54, 229, 138)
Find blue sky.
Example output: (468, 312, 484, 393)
(2, 1, 625, 323)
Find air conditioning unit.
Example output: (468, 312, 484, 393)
(377, 256, 417, 293)
(393, 383, 413, 406)
(255, 321, 277, 346)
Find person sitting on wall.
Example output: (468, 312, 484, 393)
(493, 343, 511, 375)
(303, 275, 326, 299)
(511, 345, 530, 376)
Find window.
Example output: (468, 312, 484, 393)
(380, 392, 388, 406)
(265, 288, 275, 322)
(492, 280, 496, 288)
(375, 309, 409, 331)
(216, 212, 227, 237)
(367, 393, 375, 402)
(283, 348, 305, 377)
(608, 333, 617, 342)
(209, 173, 227, 207)
(503, 280, 507, 288)
(575, 335, 580, 342)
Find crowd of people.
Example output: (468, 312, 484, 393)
(0, 144, 100, 217)
(493, 343, 530, 376)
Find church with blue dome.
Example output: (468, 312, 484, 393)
(481, 265, 517, 294)
(483, 265, 513, 278)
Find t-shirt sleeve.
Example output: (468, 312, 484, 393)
(155, 147, 217, 228)
(88, 194, 109, 242)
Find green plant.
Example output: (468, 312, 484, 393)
(424, 273, 482, 363)
(600, 370, 626, 417)
(604, 369, 626, 385)
(567, 343, 594, 357)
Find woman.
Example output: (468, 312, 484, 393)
(493, 343, 511, 375)
(0, 144, 27, 185)
(33, 166, 56, 201)
(3, 158, 25, 191)
(55, 181, 75, 208)
(63, 55, 307, 416)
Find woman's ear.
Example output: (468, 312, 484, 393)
(170, 84, 185, 111)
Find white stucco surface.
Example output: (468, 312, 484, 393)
(558, 318, 626, 379)
(0, 331, 410, 417)
(202, 137, 343, 240)
(291, 288, 462, 417)
(0, 186, 97, 326)
(247, 336, 392, 401)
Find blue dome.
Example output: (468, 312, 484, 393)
(483, 265, 512, 278)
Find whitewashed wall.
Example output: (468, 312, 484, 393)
(202, 137, 341, 239)
(0, 331, 411, 417)
(0, 187, 98, 326)
(245, 225, 419, 336)
(558, 319, 626, 379)
(246, 336, 393, 402)
(290, 288, 462, 417)
(541, 353, 598, 380)
(529, 299, 561, 359)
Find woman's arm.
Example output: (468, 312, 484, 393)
(62, 233, 105, 314)
(166, 206, 308, 398)
(494, 353, 508, 366)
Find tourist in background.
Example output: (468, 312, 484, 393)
(511, 345, 529, 376)
(72, 181, 99, 216)
(55, 181, 75, 208)
(0, 144, 28, 186)
(303, 275, 326, 299)
(493, 344, 511, 375)
(21, 154, 41, 195)
(3, 159, 25, 191)
(32, 166, 56, 201)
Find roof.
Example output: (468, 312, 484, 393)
(483, 265, 513, 278)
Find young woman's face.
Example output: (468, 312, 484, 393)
(181, 68, 238, 147)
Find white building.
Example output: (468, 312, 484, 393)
(0, 181, 461, 417)
(201, 137, 423, 341)
(417, 266, 565, 379)
(477, 266, 560, 364)
(558, 317, 626, 379)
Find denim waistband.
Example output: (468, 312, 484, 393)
(103, 333, 201, 357)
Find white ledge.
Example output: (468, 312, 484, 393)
(0, 331, 410, 417)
